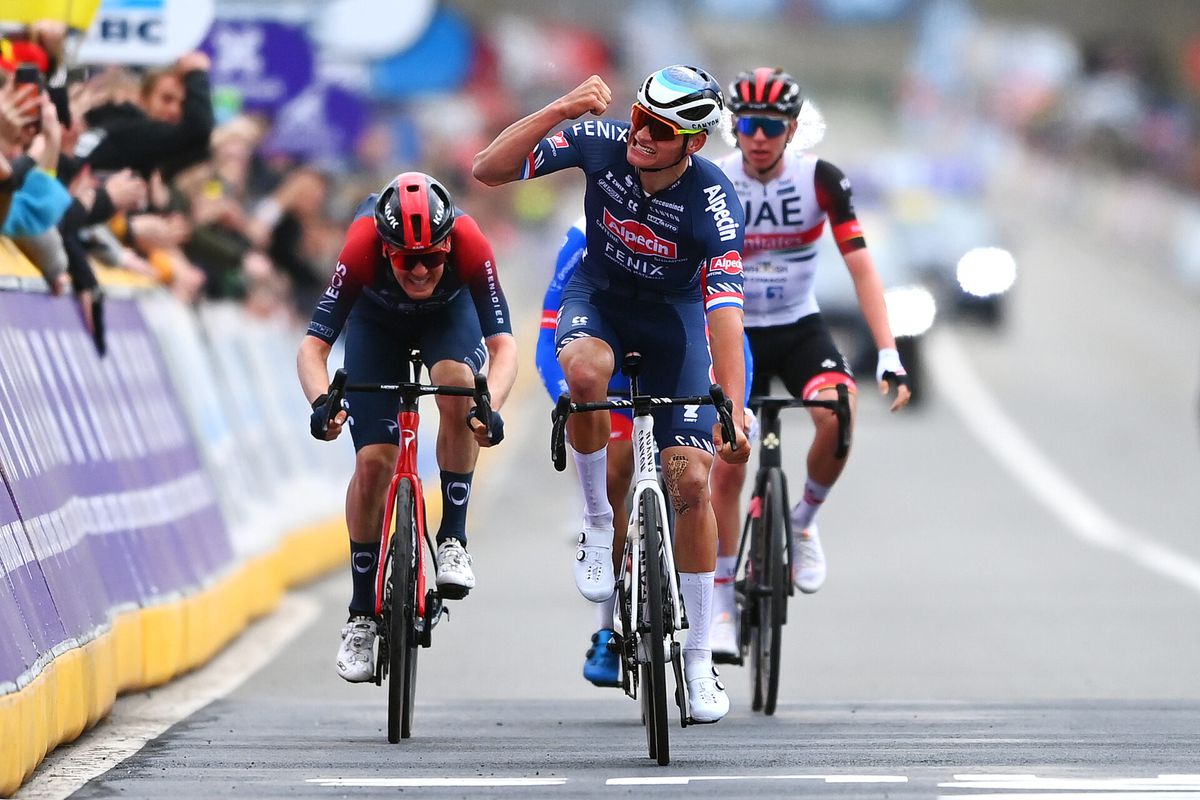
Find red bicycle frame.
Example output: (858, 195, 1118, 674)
(373, 407, 427, 620)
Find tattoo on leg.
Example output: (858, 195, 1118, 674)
(666, 454, 691, 515)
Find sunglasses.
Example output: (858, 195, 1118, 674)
(385, 245, 448, 272)
(630, 103, 701, 142)
(735, 116, 789, 138)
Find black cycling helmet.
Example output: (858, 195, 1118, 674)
(374, 171, 455, 251)
(727, 67, 803, 118)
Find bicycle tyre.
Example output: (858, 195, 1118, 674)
(761, 469, 787, 715)
(748, 477, 766, 711)
(640, 493, 670, 766)
(387, 478, 419, 742)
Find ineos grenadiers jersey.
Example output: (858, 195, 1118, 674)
(523, 119, 745, 313)
(305, 195, 511, 344)
(714, 150, 866, 327)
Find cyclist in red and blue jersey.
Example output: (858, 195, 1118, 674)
(297, 172, 517, 684)
(538, 216, 757, 690)
(476, 66, 751, 723)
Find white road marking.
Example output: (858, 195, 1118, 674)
(942, 775, 1200, 791)
(307, 777, 567, 787)
(929, 331, 1200, 594)
(14, 594, 321, 800)
(939, 794, 1200, 800)
(607, 774, 909, 786)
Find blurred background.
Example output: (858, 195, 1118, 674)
(7, 0, 1200, 326)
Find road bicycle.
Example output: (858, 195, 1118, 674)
(321, 352, 493, 743)
(550, 352, 737, 766)
(731, 386, 851, 716)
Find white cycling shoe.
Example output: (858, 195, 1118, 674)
(792, 522, 826, 594)
(335, 616, 377, 683)
(685, 660, 729, 723)
(574, 526, 615, 602)
(709, 610, 740, 664)
(436, 539, 475, 599)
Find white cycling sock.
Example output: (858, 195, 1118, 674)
(713, 555, 737, 616)
(572, 446, 614, 530)
(791, 477, 831, 532)
(680, 571, 714, 667)
(596, 589, 617, 631)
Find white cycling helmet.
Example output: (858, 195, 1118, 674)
(635, 64, 724, 134)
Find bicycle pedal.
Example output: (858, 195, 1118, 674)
(684, 715, 721, 726)
(436, 584, 470, 601)
(711, 650, 740, 666)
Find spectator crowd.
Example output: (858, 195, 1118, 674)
(0, 17, 368, 356)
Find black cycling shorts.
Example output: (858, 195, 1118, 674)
(746, 313, 855, 399)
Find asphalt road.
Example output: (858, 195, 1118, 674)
(20, 103, 1200, 799)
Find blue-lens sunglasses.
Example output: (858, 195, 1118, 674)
(735, 116, 789, 137)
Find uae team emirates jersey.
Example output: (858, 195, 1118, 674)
(523, 119, 745, 314)
(714, 150, 866, 327)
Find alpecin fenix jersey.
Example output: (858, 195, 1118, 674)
(523, 118, 745, 314)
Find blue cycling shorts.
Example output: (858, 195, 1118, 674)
(342, 292, 487, 451)
(555, 280, 718, 454)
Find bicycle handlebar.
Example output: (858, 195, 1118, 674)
(322, 368, 494, 435)
(748, 382, 852, 459)
(549, 383, 738, 472)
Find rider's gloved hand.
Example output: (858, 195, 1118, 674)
(876, 348, 912, 411)
(468, 407, 505, 446)
(310, 393, 345, 440)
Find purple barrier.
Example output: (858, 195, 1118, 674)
(0, 489, 57, 688)
(0, 294, 233, 648)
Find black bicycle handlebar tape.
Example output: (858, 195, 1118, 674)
(550, 393, 571, 472)
(709, 384, 738, 453)
(323, 368, 348, 433)
(834, 382, 851, 459)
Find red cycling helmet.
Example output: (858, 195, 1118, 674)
(374, 172, 455, 252)
(727, 67, 803, 118)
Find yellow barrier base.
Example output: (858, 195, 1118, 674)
(0, 515, 348, 797)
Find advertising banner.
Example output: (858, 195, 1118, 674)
(201, 19, 314, 118)
(0, 294, 232, 645)
(77, 0, 216, 66)
(0, 494, 45, 690)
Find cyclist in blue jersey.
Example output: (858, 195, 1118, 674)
(538, 217, 756, 689)
(476, 66, 751, 723)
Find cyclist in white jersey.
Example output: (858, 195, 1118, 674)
(707, 68, 911, 660)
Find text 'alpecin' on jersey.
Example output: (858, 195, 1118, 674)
(523, 118, 745, 313)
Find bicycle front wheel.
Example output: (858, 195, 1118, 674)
(640, 493, 670, 766)
(387, 478, 419, 742)
(756, 469, 787, 715)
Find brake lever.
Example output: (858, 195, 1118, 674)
(323, 368, 348, 434)
(709, 384, 738, 453)
(834, 382, 851, 459)
(550, 393, 571, 472)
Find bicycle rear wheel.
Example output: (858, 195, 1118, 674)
(754, 469, 787, 715)
(387, 478, 419, 742)
(640, 493, 670, 766)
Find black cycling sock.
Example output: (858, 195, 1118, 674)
(348, 539, 379, 617)
(436, 470, 473, 545)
